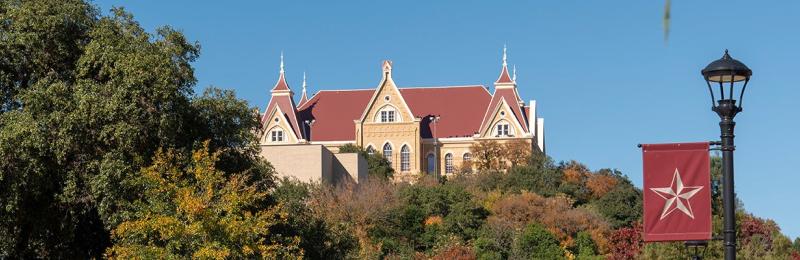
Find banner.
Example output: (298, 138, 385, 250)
(641, 142, 711, 242)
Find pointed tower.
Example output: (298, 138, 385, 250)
(478, 46, 530, 137)
(298, 71, 309, 107)
(495, 45, 514, 85)
(261, 53, 305, 143)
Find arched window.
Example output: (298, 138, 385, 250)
(444, 153, 454, 174)
(375, 105, 399, 123)
(462, 153, 473, 173)
(383, 143, 393, 164)
(495, 120, 513, 137)
(426, 153, 435, 173)
(270, 127, 285, 142)
(400, 145, 410, 172)
(366, 145, 375, 155)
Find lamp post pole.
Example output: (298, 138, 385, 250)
(430, 115, 440, 180)
(716, 100, 739, 260)
(701, 50, 752, 260)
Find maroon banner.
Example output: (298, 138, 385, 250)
(641, 142, 711, 242)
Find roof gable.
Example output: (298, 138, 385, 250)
(262, 93, 303, 140)
(478, 87, 529, 134)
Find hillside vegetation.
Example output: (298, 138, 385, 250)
(0, 1, 797, 259)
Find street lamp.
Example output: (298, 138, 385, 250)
(701, 49, 752, 260)
(684, 240, 708, 260)
(429, 115, 441, 180)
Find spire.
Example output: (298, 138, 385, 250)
(495, 45, 513, 84)
(502, 44, 508, 67)
(298, 71, 309, 106)
(302, 71, 307, 92)
(512, 64, 517, 82)
(271, 52, 290, 92)
(280, 51, 285, 74)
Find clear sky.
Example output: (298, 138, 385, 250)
(93, 0, 799, 239)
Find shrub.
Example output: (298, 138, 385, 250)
(513, 223, 564, 260)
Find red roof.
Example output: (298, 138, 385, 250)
(262, 96, 303, 139)
(297, 90, 373, 141)
(495, 65, 513, 83)
(298, 91, 309, 107)
(272, 73, 290, 91)
(478, 87, 529, 134)
(401, 86, 492, 138)
(296, 86, 494, 141)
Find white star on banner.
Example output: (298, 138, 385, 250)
(650, 168, 704, 220)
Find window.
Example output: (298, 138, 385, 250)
(376, 106, 398, 123)
(427, 154, 435, 173)
(444, 153, 454, 174)
(380, 110, 395, 122)
(495, 121, 512, 137)
(383, 143, 393, 164)
(462, 153, 472, 173)
(400, 145, 410, 172)
(366, 145, 375, 155)
(270, 129, 284, 142)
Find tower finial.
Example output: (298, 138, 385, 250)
(302, 71, 307, 91)
(512, 64, 517, 82)
(280, 51, 285, 74)
(502, 44, 508, 67)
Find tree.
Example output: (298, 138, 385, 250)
(272, 178, 358, 260)
(794, 237, 800, 252)
(470, 140, 504, 171)
(591, 176, 642, 229)
(488, 191, 610, 250)
(106, 142, 303, 259)
(502, 139, 531, 167)
(607, 222, 643, 260)
(339, 143, 393, 180)
(572, 231, 599, 258)
(513, 223, 564, 260)
(0, 3, 265, 257)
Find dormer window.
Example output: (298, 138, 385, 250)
(495, 121, 513, 137)
(271, 129, 284, 142)
(376, 105, 399, 123)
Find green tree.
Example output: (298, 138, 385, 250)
(339, 143, 393, 180)
(591, 176, 642, 228)
(513, 223, 564, 260)
(106, 142, 303, 259)
(0, 2, 265, 257)
(272, 178, 358, 260)
(794, 237, 800, 252)
(572, 231, 599, 258)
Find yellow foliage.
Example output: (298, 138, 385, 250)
(106, 141, 303, 259)
(425, 215, 444, 226)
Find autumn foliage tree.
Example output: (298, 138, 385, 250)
(106, 142, 302, 259)
(470, 140, 505, 171)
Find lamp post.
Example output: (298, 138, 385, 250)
(429, 115, 441, 180)
(701, 50, 752, 260)
(685, 240, 708, 260)
(304, 119, 315, 142)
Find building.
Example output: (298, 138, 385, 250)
(258, 48, 544, 182)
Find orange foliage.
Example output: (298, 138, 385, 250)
(424, 215, 444, 227)
(487, 191, 611, 252)
(586, 174, 619, 198)
(429, 244, 476, 260)
(562, 161, 589, 184)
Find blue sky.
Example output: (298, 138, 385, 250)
(93, 0, 799, 239)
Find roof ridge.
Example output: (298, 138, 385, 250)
(316, 88, 375, 92)
(399, 85, 486, 89)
